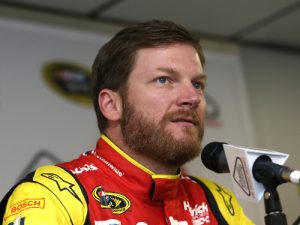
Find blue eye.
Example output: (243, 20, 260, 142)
(193, 81, 204, 90)
(157, 77, 168, 84)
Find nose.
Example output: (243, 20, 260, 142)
(176, 82, 203, 109)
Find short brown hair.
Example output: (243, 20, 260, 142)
(92, 20, 205, 132)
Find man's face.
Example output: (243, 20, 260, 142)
(120, 43, 206, 167)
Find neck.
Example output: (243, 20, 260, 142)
(104, 129, 179, 175)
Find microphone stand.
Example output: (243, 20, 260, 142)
(253, 155, 288, 225)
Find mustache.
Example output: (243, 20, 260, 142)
(162, 110, 201, 126)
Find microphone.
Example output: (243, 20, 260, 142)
(201, 142, 300, 201)
(201, 142, 299, 184)
(201, 142, 229, 173)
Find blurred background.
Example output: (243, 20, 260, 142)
(0, 1, 299, 224)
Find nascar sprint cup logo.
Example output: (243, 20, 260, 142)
(42, 61, 92, 105)
(92, 186, 131, 214)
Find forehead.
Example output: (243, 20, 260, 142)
(131, 43, 203, 74)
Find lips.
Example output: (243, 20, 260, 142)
(165, 110, 200, 127)
(170, 117, 197, 125)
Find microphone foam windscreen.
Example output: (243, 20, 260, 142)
(201, 142, 226, 173)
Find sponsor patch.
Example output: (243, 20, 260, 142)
(8, 217, 25, 225)
(183, 201, 210, 224)
(94, 219, 121, 225)
(71, 163, 98, 175)
(6, 198, 44, 219)
(169, 216, 188, 225)
(41, 173, 81, 202)
(92, 151, 124, 177)
(92, 186, 131, 214)
(215, 184, 235, 215)
(94, 221, 148, 225)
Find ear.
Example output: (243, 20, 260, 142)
(98, 89, 122, 122)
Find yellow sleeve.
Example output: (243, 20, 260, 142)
(194, 176, 255, 225)
(2, 165, 88, 225)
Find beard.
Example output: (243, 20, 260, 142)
(120, 97, 204, 168)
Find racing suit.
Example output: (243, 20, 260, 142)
(1, 135, 254, 225)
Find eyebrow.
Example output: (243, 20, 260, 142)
(157, 67, 207, 80)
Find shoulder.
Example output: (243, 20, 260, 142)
(190, 176, 255, 225)
(1, 165, 88, 225)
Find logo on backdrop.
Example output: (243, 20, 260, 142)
(42, 61, 92, 105)
(204, 93, 222, 127)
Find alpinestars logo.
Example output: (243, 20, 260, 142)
(42, 173, 81, 202)
(183, 201, 210, 225)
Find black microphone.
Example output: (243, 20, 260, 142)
(201, 142, 300, 185)
(201, 141, 229, 173)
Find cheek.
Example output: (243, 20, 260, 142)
(144, 103, 170, 124)
(140, 103, 166, 120)
(130, 91, 171, 112)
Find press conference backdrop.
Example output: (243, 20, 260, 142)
(0, 18, 261, 223)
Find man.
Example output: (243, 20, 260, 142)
(1, 20, 254, 225)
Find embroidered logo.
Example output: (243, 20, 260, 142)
(42, 173, 81, 202)
(94, 219, 121, 225)
(95, 220, 148, 225)
(8, 217, 25, 225)
(215, 184, 235, 215)
(183, 201, 210, 224)
(92, 186, 131, 214)
(92, 151, 124, 177)
(6, 198, 45, 220)
(71, 163, 98, 175)
(169, 216, 188, 225)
